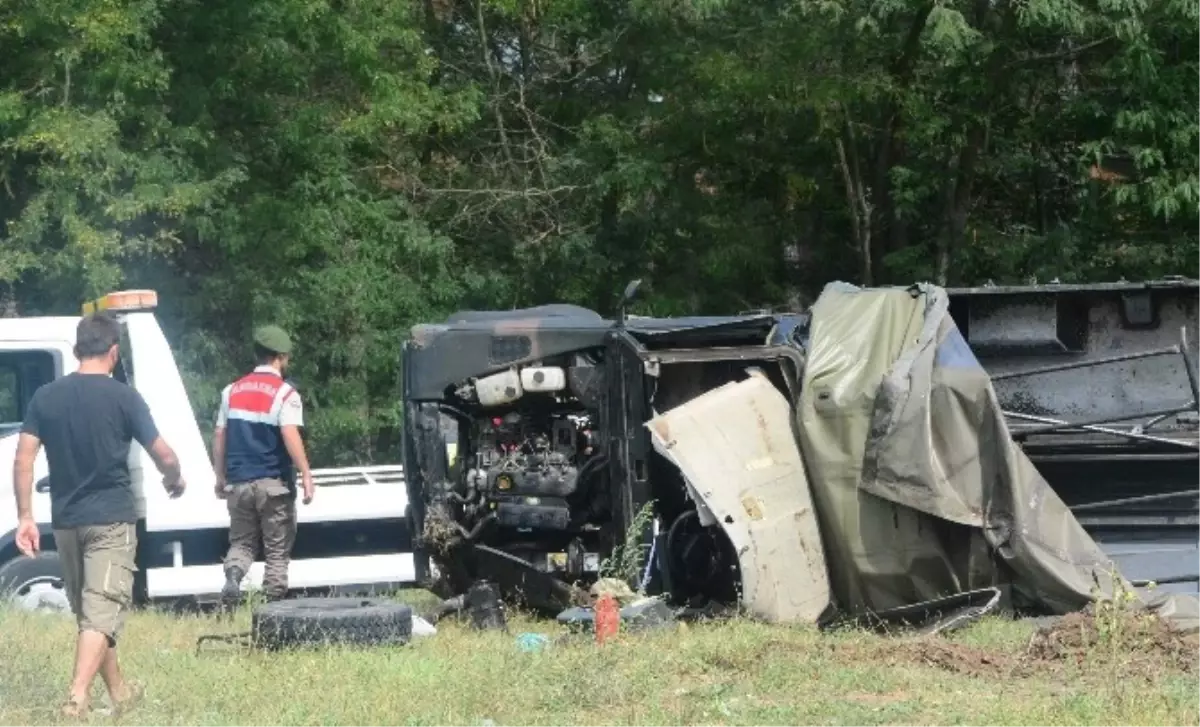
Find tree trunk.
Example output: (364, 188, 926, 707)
(871, 2, 935, 275)
(935, 0, 1011, 285)
(936, 124, 985, 285)
(836, 132, 873, 286)
(0, 284, 17, 318)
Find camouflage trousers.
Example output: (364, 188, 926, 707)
(223, 477, 297, 600)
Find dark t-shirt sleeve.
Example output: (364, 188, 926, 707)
(125, 388, 160, 448)
(20, 389, 43, 438)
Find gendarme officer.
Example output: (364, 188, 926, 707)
(212, 325, 314, 604)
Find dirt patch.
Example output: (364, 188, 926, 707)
(1025, 611, 1199, 675)
(833, 638, 1015, 677)
(887, 639, 1015, 677)
(829, 611, 1199, 681)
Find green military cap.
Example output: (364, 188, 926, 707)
(254, 325, 294, 355)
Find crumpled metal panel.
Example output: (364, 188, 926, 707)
(647, 371, 831, 623)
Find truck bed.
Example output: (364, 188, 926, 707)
(946, 279, 1200, 597)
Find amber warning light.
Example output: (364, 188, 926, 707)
(81, 290, 159, 316)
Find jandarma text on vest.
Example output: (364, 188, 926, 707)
(230, 379, 282, 397)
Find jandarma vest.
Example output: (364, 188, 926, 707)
(222, 369, 297, 485)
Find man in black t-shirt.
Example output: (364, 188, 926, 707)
(11, 312, 186, 719)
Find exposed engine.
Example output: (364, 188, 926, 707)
(406, 314, 787, 615)
(415, 358, 616, 603)
(467, 412, 595, 497)
(441, 361, 609, 541)
(463, 411, 598, 530)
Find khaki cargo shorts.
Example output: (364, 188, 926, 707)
(54, 523, 137, 644)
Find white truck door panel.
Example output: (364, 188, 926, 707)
(647, 371, 832, 623)
(0, 433, 51, 528)
(0, 335, 71, 538)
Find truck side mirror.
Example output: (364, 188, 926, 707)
(617, 279, 643, 328)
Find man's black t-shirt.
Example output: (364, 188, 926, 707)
(21, 373, 160, 529)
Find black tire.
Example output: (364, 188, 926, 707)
(0, 552, 70, 613)
(251, 597, 413, 650)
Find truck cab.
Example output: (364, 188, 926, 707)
(0, 291, 415, 611)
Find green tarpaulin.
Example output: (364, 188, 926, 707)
(797, 282, 1198, 631)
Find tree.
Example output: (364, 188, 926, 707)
(2, 0, 1194, 462)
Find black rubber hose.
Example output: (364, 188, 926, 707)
(566, 453, 609, 527)
(437, 404, 473, 422)
(456, 513, 497, 541)
(576, 453, 608, 484)
(665, 509, 699, 587)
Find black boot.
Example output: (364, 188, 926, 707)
(221, 566, 244, 607)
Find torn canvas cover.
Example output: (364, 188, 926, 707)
(799, 282, 1198, 631)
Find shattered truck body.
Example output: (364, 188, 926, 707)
(400, 281, 1199, 629)
(401, 305, 820, 615)
(945, 278, 1199, 597)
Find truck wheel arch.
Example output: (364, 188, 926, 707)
(0, 524, 57, 566)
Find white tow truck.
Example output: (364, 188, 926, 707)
(0, 290, 416, 611)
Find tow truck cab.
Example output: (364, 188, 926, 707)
(0, 291, 414, 610)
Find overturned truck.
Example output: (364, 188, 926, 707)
(400, 280, 1199, 630)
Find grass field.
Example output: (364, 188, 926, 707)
(0, 591, 1196, 726)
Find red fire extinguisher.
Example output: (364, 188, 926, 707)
(594, 593, 619, 644)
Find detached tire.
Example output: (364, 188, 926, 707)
(251, 597, 413, 650)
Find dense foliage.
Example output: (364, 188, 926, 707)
(2, 0, 1196, 463)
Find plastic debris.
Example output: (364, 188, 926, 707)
(515, 633, 551, 652)
(412, 615, 438, 638)
(621, 596, 675, 631)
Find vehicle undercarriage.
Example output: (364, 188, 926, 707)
(948, 279, 1199, 599)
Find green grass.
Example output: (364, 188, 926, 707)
(0, 591, 1196, 726)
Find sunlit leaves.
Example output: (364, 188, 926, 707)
(924, 4, 980, 55)
(1, 0, 1195, 460)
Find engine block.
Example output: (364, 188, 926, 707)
(466, 413, 586, 499)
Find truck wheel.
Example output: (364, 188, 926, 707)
(251, 597, 413, 650)
(0, 552, 71, 614)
